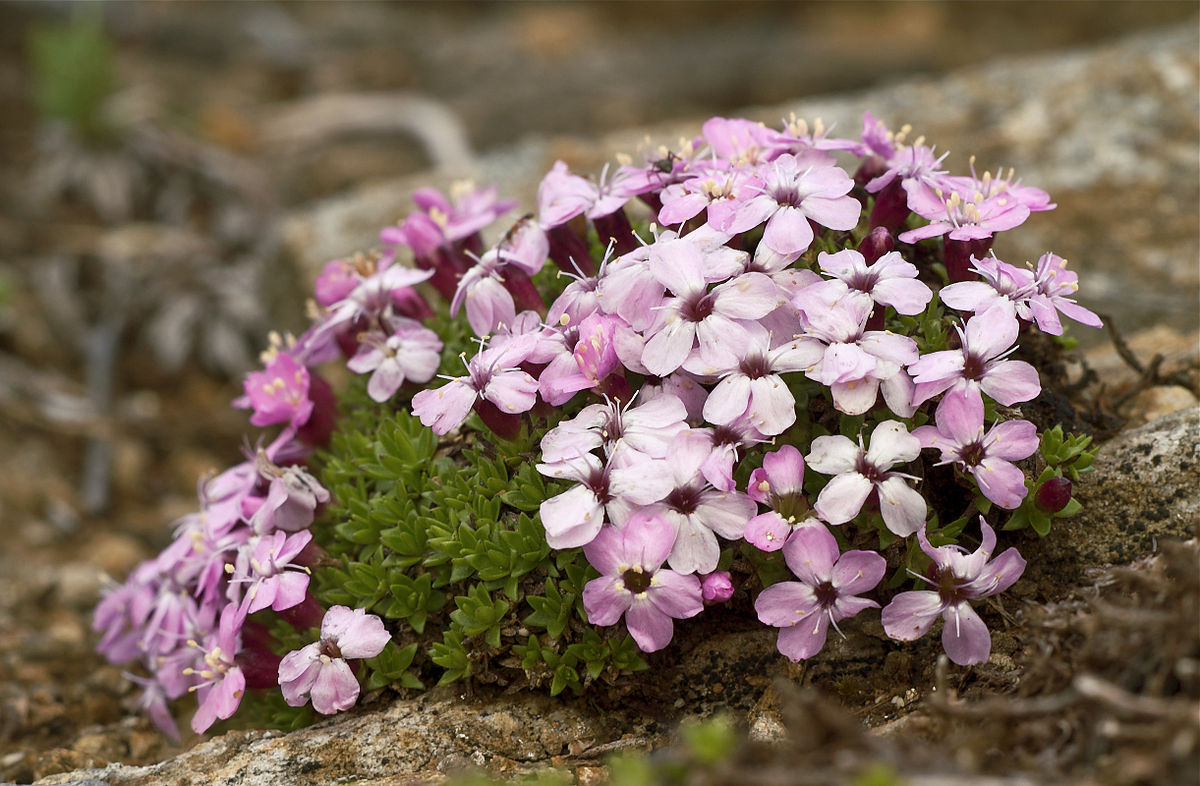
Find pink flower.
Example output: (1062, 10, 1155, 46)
(744, 445, 817, 551)
(539, 394, 689, 465)
(912, 389, 1038, 510)
(1025, 253, 1103, 335)
(229, 530, 312, 615)
(644, 431, 757, 575)
(898, 181, 1030, 244)
(581, 512, 703, 653)
(187, 602, 247, 734)
(807, 420, 927, 537)
(411, 337, 539, 435)
(701, 571, 735, 604)
(346, 318, 443, 403)
(881, 518, 1025, 665)
(536, 452, 674, 549)
(909, 305, 1041, 407)
(238, 350, 313, 429)
(755, 525, 885, 661)
(725, 153, 860, 256)
(816, 249, 933, 316)
(278, 606, 391, 715)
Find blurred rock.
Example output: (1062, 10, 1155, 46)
(281, 24, 1198, 350)
(1125, 385, 1198, 426)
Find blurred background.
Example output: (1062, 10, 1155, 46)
(0, 2, 1196, 781)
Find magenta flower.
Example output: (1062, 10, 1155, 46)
(908, 305, 1041, 407)
(898, 181, 1030, 244)
(725, 153, 860, 256)
(881, 518, 1026, 665)
(346, 317, 443, 402)
(278, 606, 391, 715)
(807, 420, 927, 537)
(744, 445, 817, 551)
(912, 389, 1039, 510)
(238, 350, 313, 429)
(755, 525, 885, 661)
(581, 512, 703, 653)
(701, 571, 735, 604)
(186, 602, 247, 734)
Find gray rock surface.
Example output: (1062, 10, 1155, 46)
(281, 23, 1199, 348)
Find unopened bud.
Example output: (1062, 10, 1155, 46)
(701, 571, 735, 604)
(857, 227, 895, 266)
(1034, 476, 1072, 513)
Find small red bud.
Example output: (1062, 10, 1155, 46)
(857, 226, 895, 266)
(1034, 476, 1073, 513)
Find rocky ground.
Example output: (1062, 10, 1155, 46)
(0, 6, 1197, 786)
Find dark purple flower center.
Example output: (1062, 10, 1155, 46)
(622, 567, 653, 594)
(585, 465, 613, 505)
(854, 455, 885, 483)
(813, 581, 839, 608)
(318, 639, 343, 659)
(929, 566, 966, 605)
(960, 350, 986, 381)
(682, 292, 716, 323)
(666, 484, 703, 515)
(846, 270, 880, 293)
(739, 353, 772, 379)
(959, 441, 986, 467)
(711, 425, 742, 448)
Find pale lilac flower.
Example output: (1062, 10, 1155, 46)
(701, 116, 776, 167)
(807, 420, 926, 537)
(1025, 253, 1103, 335)
(495, 214, 549, 277)
(767, 114, 867, 157)
(249, 452, 330, 534)
(411, 337, 539, 435)
(692, 416, 768, 493)
(657, 168, 759, 230)
(538, 161, 598, 228)
(909, 305, 1041, 407)
(450, 250, 518, 337)
(792, 284, 919, 416)
(816, 249, 933, 316)
(278, 606, 391, 715)
(881, 518, 1026, 665)
(755, 524, 885, 661)
(701, 571, 735, 604)
(308, 264, 436, 349)
(725, 153, 860, 256)
(640, 240, 778, 376)
(744, 445, 818, 551)
(645, 431, 757, 575)
(125, 671, 180, 740)
(912, 389, 1038, 510)
(540, 393, 689, 465)
(581, 512, 703, 653)
(186, 602, 247, 734)
(346, 317, 443, 402)
(410, 185, 517, 246)
(937, 253, 1034, 316)
(688, 322, 815, 436)
(536, 452, 674, 549)
(230, 530, 312, 614)
(538, 312, 625, 405)
(313, 257, 360, 307)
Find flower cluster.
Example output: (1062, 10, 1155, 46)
(97, 113, 1103, 737)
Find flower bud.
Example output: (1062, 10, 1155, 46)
(701, 571, 734, 604)
(856, 227, 895, 266)
(1034, 476, 1073, 513)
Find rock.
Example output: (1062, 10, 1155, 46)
(1125, 385, 1198, 426)
(280, 26, 1198, 351)
(1030, 406, 1200, 590)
